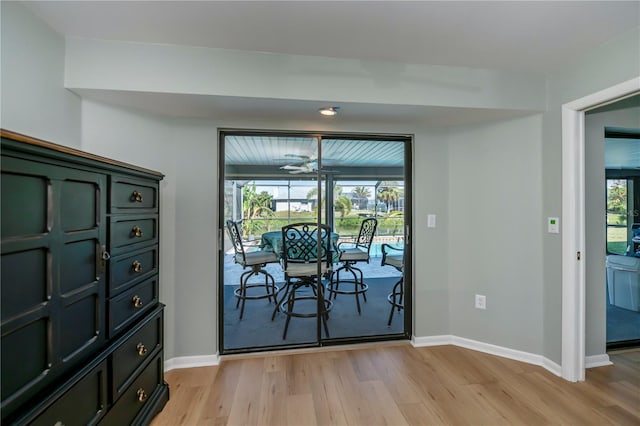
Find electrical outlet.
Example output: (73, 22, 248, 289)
(475, 294, 486, 310)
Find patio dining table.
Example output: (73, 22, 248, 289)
(261, 230, 340, 262)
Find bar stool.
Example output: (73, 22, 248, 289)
(327, 218, 377, 313)
(272, 222, 333, 339)
(226, 220, 279, 319)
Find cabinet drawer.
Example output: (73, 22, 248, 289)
(109, 216, 157, 255)
(108, 277, 158, 338)
(30, 360, 108, 426)
(110, 176, 158, 213)
(100, 354, 163, 426)
(112, 309, 163, 400)
(109, 245, 159, 296)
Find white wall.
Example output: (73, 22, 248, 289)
(64, 37, 546, 112)
(447, 114, 544, 354)
(0, 2, 81, 147)
(543, 26, 640, 364)
(584, 100, 640, 357)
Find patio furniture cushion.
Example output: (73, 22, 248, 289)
(384, 255, 403, 270)
(339, 247, 369, 261)
(285, 262, 331, 277)
(239, 251, 278, 266)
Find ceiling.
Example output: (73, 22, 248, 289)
(26, 1, 639, 73)
(22, 1, 640, 124)
(224, 135, 406, 178)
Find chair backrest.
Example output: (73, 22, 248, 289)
(225, 220, 246, 263)
(354, 218, 378, 254)
(281, 222, 332, 267)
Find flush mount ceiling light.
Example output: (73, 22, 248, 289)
(319, 106, 339, 116)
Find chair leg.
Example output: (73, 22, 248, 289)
(234, 266, 279, 320)
(236, 270, 252, 309)
(387, 278, 404, 326)
(327, 262, 367, 314)
(282, 283, 298, 340)
(237, 270, 256, 319)
(272, 280, 290, 321)
(257, 269, 277, 303)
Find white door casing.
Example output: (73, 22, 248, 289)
(561, 77, 640, 382)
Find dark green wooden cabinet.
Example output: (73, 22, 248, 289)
(1, 130, 169, 425)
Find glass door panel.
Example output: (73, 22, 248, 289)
(222, 135, 322, 351)
(320, 138, 407, 341)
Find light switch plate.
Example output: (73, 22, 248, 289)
(548, 217, 560, 233)
(427, 214, 436, 228)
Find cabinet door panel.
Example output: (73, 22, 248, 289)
(60, 239, 100, 294)
(60, 179, 99, 232)
(1, 318, 49, 402)
(1, 248, 48, 322)
(1, 170, 50, 239)
(60, 293, 101, 362)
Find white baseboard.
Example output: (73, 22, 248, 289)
(412, 335, 453, 346)
(164, 338, 596, 377)
(412, 334, 562, 377)
(585, 353, 612, 368)
(164, 354, 220, 372)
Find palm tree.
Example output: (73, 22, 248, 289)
(242, 185, 274, 238)
(334, 195, 352, 219)
(377, 184, 402, 212)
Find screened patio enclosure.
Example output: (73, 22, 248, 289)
(219, 132, 412, 353)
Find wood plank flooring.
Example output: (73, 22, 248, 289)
(150, 344, 640, 425)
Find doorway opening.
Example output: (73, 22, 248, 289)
(603, 127, 640, 350)
(562, 77, 639, 382)
(218, 130, 412, 354)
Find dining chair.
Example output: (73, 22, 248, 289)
(326, 218, 377, 314)
(272, 222, 333, 339)
(226, 220, 279, 319)
(380, 243, 404, 326)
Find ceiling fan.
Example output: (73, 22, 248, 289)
(279, 154, 318, 174)
(279, 154, 340, 174)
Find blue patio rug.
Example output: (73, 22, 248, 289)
(222, 276, 405, 351)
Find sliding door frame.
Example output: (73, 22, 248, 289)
(218, 128, 413, 354)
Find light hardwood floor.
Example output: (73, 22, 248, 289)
(151, 343, 639, 425)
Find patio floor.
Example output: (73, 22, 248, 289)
(222, 253, 405, 351)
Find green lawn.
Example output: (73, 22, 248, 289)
(607, 226, 628, 254)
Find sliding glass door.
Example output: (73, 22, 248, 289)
(219, 131, 411, 354)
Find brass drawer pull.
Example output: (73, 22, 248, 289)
(131, 226, 143, 238)
(136, 342, 148, 357)
(131, 191, 144, 203)
(132, 295, 143, 308)
(132, 260, 142, 273)
(136, 388, 148, 403)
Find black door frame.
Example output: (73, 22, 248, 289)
(218, 129, 413, 354)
